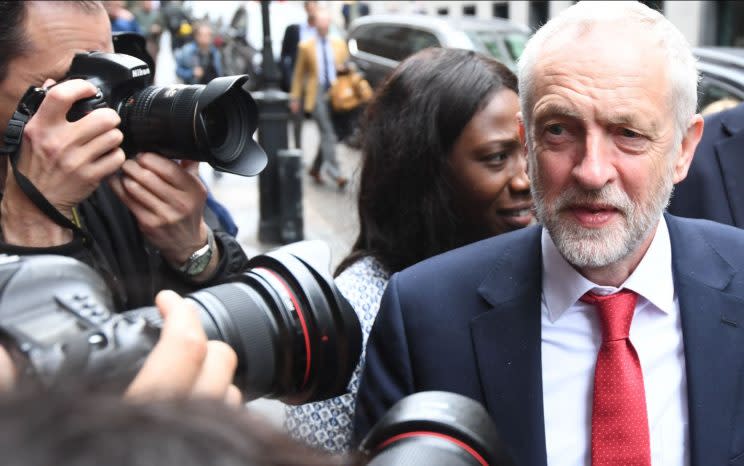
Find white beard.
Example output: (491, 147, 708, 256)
(531, 161, 675, 269)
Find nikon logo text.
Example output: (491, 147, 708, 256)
(132, 68, 150, 78)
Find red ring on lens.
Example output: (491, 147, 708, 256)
(260, 268, 312, 389)
(377, 431, 488, 466)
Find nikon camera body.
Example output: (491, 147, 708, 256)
(0, 242, 362, 403)
(17, 51, 266, 177)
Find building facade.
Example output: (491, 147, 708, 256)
(363, 1, 744, 48)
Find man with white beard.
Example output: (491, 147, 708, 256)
(353, 2, 744, 465)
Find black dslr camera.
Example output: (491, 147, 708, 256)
(363, 391, 514, 466)
(0, 242, 361, 404)
(15, 52, 266, 177)
(0, 253, 516, 465)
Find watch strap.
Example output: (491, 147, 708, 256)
(177, 227, 215, 276)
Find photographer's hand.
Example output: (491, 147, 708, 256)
(1, 79, 125, 247)
(289, 99, 300, 114)
(108, 153, 219, 281)
(125, 290, 241, 404)
(193, 66, 204, 81)
(0, 346, 16, 393)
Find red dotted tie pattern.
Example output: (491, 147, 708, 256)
(580, 289, 651, 466)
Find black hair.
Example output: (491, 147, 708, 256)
(0, 2, 30, 83)
(0, 390, 358, 466)
(0, 1, 104, 83)
(336, 48, 519, 275)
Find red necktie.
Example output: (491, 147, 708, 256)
(581, 289, 651, 466)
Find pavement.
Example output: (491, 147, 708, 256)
(201, 126, 361, 271)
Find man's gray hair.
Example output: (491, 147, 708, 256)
(517, 1, 698, 147)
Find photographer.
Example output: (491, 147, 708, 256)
(0, 1, 249, 310)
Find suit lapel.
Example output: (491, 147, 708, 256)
(472, 227, 547, 466)
(667, 215, 744, 465)
(714, 129, 744, 227)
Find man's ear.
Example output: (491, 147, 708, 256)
(517, 111, 527, 148)
(673, 114, 704, 184)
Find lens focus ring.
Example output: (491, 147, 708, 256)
(191, 283, 278, 399)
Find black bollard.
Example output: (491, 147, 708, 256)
(255, 87, 289, 243)
(278, 148, 304, 243)
(254, 0, 303, 244)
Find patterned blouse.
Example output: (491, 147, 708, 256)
(284, 256, 390, 452)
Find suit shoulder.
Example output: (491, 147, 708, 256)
(396, 225, 541, 286)
(670, 215, 744, 253)
(674, 214, 744, 236)
(297, 38, 314, 51)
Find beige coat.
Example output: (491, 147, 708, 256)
(290, 36, 349, 113)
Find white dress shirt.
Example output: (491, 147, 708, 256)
(315, 36, 337, 89)
(299, 22, 316, 42)
(541, 216, 689, 466)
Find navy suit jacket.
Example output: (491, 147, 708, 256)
(669, 103, 744, 227)
(280, 24, 301, 92)
(353, 214, 744, 465)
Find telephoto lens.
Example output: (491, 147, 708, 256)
(0, 241, 361, 403)
(61, 51, 267, 177)
(361, 391, 514, 466)
(148, 241, 362, 404)
(118, 74, 267, 177)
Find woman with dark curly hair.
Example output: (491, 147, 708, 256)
(286, 47, 534, 452)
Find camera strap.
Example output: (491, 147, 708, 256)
(1, 86, 92, 242)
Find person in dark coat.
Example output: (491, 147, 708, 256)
(280, 1, 318, 150)
(0, 1, 249, 310)
(668, 102, 744, 227)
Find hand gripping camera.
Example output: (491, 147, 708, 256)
(10, 51, 266, 177)
(0, 241, 361, 404)
(0, 251, 518, 465)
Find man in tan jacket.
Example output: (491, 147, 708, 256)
(289, 8, 349, 189)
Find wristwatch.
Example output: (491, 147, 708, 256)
(177, 227, 216, 277)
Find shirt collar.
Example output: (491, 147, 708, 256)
(299, 23, 317, 41)
(542, 215, 675, 322)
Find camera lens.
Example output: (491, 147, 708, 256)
(362, 392, 514, 466)
(0, 243, 359, 401)
(128, 242, 362, 403)
(203, 105, 228, 148)
(118, 75, 266, 177)
(199, 90, 252, 166)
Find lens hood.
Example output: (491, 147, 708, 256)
(196, 75, 267, 176)
(361, 391, 514, 466)
(246, 240, 362, 403)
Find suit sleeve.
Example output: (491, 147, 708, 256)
(353, 273, 415, 444)
(280, 24, 299, 62)
(279, 24, 299, 92)
(337, 38, 349, 64)
(290, 43, 307, 101)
